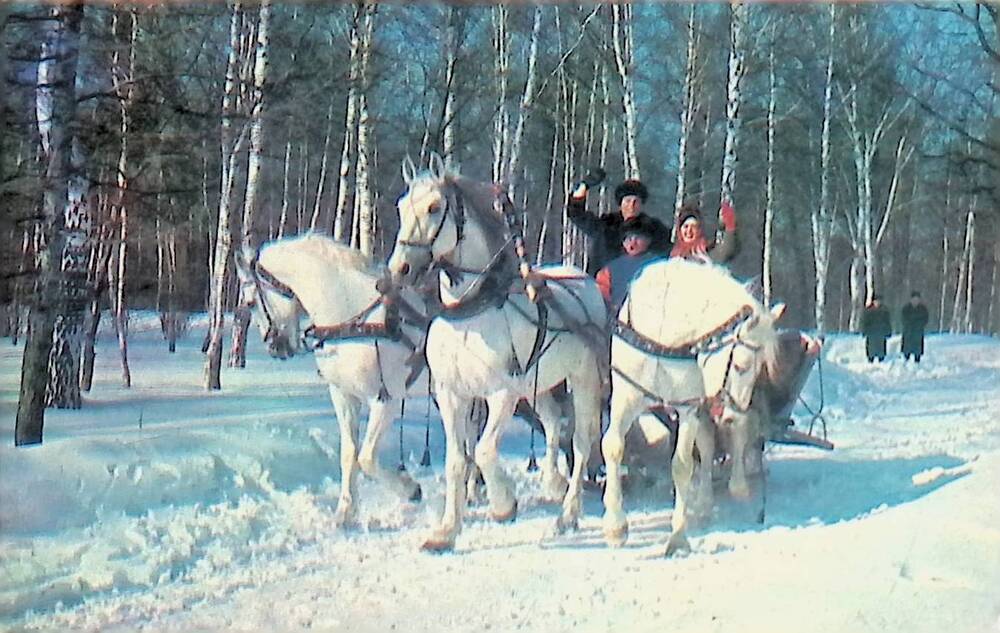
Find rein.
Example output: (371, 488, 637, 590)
(611, 304, 760, 414)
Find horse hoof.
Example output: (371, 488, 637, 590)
(604, 523, 628, 547)
(542, 474, 569, 502)
(555, 515, 578, 534)
(490, 500, 518, 523)
(333, 507, 357, 529)
(664, 533, 690, 557)
(409, 485, 423, 503)
(420, 537, 455, 553)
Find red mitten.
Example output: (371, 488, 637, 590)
(720, 200, 736, 231)
(596, 267, 612, 303)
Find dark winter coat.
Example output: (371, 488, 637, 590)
(566, 197, 672, 274)
(861, 304, 892, 339)
(900, 302, 929, 357)
(861, 303, 892, 359)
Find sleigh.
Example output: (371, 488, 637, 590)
(757, 330, 833, 451)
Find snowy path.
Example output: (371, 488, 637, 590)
(1, 318, 999, 632)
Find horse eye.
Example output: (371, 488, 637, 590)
(427, 202, 442, 215)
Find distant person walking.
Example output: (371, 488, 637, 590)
(900, 291, 930, 362)
(860, 295, 892, 362)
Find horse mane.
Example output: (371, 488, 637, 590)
(446, 173, 512, 257)
(623, 258, 771, 348)
(258, 233, 385, 281)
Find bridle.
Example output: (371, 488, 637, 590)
(698, 316, 765, 416)
(242, 256, 300, 351)
(396, 181, 466, 256)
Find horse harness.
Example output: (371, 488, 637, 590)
(611, 303, 761, 416)
(248, 254, 431, 395)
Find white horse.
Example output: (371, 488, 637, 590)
(603, 257, 782, 555)
(386, 155, 606, 551)
(235, 234, 432, 527)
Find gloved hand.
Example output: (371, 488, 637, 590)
(720, 199, 736, 231)
(571, 167, 607, 200)
(581, 167, 607, 188)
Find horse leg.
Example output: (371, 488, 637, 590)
(726, 410, 755, 501)
(329, 387, 362, 528)
(422, 389, 473, 552)
(465, 399, 487, 506)
(476, 390, 519, 522)
(691, 412, 716, 519)
(357, 397, 422, 503)
(557, 365, 602, 533)
(533, 391, 569, 503)
(602, 386, 645, 547)
(665, 408, 700, 556)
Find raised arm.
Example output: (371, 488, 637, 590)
(709, 199, 739, 264)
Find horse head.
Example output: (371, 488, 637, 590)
(388, 152, 461, 286)
(700, 302, 783, 419)
(234, 247, 304, 360)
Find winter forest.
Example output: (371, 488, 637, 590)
(1, 1, 998, 439)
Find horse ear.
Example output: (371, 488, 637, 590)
(402, 155, 416, 185)
(429, 152, 446, 180)
(769, 302, 787, 322)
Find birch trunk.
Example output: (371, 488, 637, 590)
(950, 206, 975, 333)
(504, 6, 543, 199)
(107, 5, 138, 388)
(108, 204, 131, 387)
(355, 2, 377, 256)
(79, 187, 113, 392)
(309, 103, 335, 233)
(491, 4, 510, 184)
(612, 3, 640, 178)
(674, 4, 698, 214)
(231, 0, 271, 368)
(441, 6, 459, 167)
(333, 2, 365, 243)
(811, 3, 836, 333)
(204, 0, 248, 390)
(277, 139, 292, 238)
(762, 39, 777, 307)
(988, 242, 999, 333)
(719, 1, 748, 207)
(17, 2, 84, 444)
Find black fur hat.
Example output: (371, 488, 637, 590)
(614, 179, 649, 204)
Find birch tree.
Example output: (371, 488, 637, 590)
(491, 4, 510, 184)
(353, 2, 377, 256)
(204, 0, 249, 390)
(107, 4, 139, 387)
(230, 0, 272, 368)
(333, 2, 367, 243)
(16, 1, 85, 444)
(810, 3, 838, 333)
(674, 4, 700, 214)
(719, 1, 748, 208)
(503, 6, 543, 200)
(611, 3, 640, 178)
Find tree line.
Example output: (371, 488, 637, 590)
(1, 2, 997, 445)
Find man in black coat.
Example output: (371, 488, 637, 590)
(900, 291, 930, 362)
(860, 294, 892, 362)
(566, 172, 672, 275)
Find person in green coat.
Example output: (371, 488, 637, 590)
(860, 294, 892, 362)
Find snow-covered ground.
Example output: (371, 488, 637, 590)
(1, 313, 999, 632)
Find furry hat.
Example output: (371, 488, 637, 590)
(614, 179, 649, 204)
(677, 203, 703, 226)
